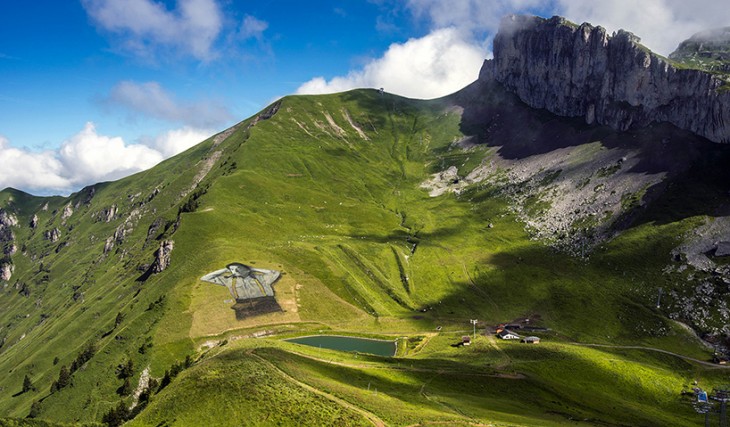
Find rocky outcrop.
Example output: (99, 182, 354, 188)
(151, 240, 174, 273)
(0, 210, 18, 228)
(420, 166, 465, 197)
(29, 214, 38, 229)
(44, 228, 61, 243)
(716, 241, 730, 257)
(103, 208, 141, 254)
(0, 262, 12, 281)
(103, 237, 115, 255)
(248, 101, 280, 129)
(96, 204, 117, 223)
(0, 215, 16, 245)
(480, 15, 730, 143)
(61, 203, 73, 220)
(0, 209, 17, 279)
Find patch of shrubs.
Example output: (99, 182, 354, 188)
(50, 341, 97, 393)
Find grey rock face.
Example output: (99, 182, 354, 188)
(480, 15, 730, 143)
(0, 209, 18, 228)
(716, 241, 730, 257)
(44, 228, 61, 242)
(0, 262, 12, 281)
(61, 203, 73, 220)
(0, 209, 17, 278)
(98, 205, 117, 223)
(103, 237, 115, 255)
(4, 244, 17, 256)
(151, 240, 174, 273)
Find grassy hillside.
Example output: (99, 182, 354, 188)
(1, 86, 728, 426)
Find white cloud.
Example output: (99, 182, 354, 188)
(405, 0, 544, 37)
(81, 0, 223, 61)
(555, 0, 730, 55)
(145, 126, 214, 157)
(404, 0, 730, 56)
(297, 28, 484, 99)
(0, 123, 211, 195)
(296, 0, 559, 99)
(0, 135, 71, 193)
(238, 15, 268, 40)
(58, 122, 164, 185)
(106, 81, 233, 128)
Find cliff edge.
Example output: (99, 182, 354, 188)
(480, 15, 730, 143)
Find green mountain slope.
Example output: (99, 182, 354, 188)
(1, 85, 729, 426)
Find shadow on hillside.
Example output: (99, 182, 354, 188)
(347, 223, 465, 248)
(451, 80, 598, 159)
(231, 296, 282, 320)
(452, 79, 730, 228)
(255, 343, 684, 426)
(408, 238, 689, 342)
(254, 346, 554, 413)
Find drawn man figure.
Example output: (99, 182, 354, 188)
(201, 262, 280, 301)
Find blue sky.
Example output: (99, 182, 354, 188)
(2, 0, 728, 195)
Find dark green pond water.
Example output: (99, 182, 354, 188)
(286, 335, 396, 357)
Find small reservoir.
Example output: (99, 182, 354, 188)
(286, 335, 396, 357)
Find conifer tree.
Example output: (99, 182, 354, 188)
(22, 374, 35, 393)
(57, 365, 70, 389)
(28, 400, 42, 418)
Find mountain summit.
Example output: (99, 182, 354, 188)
(481, 15, 730, 143)
(670, 26, 730, 72)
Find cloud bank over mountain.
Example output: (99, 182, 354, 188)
(297, 28, 483, 99)
(0, 124, 211, 195)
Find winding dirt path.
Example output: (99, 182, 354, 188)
(281, 347, 524, 378)
(573, 343, 728, 368)
(250, 352, 386, 427)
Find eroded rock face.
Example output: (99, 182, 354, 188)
(480, 15, 730, 143)
(103, 208, 141, 254)
(61, 203, 73, 220)
(0, 219, 15, 244)
(151, 240, 174, 273)
(0, 209, 17, 278)
(0, 210, 18, 228)
(0, 262, 13, 281)
(97, 205, 117, 223)
(44, 228, 61, 243)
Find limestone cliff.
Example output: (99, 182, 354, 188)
(480, 15, 730, 143)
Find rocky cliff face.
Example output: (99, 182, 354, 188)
(480, 15, 730, 143)
(151, 240, 174, 274)
(0, 209, 17, 282)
